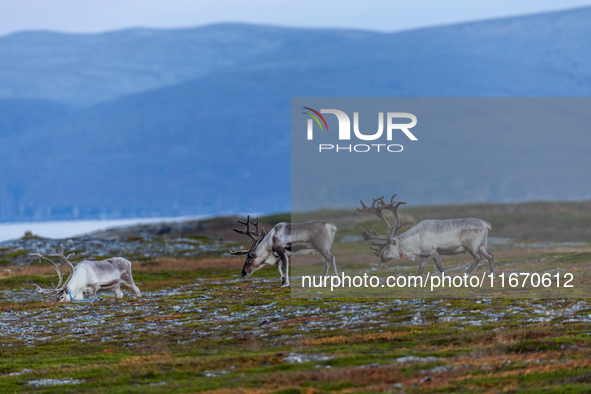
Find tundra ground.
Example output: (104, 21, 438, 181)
(1, 203, 591, 393)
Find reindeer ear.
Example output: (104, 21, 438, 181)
(248, 251, 256, 259)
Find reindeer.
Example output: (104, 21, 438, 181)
(229, 216, 338, 287)
(357, 194, 494, 276)
(31, 245, 141, 302)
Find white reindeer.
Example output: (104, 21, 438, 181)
(32, 245, 141, 302)
(229, 216, 338, 287)
(358, 194, 494, 276)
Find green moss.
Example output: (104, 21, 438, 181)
(0, 274, 54, 289)
(21, 234, 44, 240)
(3, 249, 30, 259)
(1, 204, 591, 392)
(185, 235, 213, 241)
(551, 252, 591, 265)
(506, 339, 564, 353)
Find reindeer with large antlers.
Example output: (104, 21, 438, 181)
(358, 194, 494, 276)
(32, 245, 141, 302)
(229, 216, 338, 287)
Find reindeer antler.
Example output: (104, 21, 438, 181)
(49, 244, 75, 290)
(30, 249, 64, 296)
(229, 215, 266, 255)
(357, 194, 406, 243)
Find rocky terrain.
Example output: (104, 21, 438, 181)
(1, 207, 591, 392)
(2, 273, 591, 392)
(0, 216, 285, 266)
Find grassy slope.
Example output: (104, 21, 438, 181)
(291, 200, 591, 242)
(1, 201, 591, 392)
(2, 262, 591, 393)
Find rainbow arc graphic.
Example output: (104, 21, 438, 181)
(302, 107, 329, 131)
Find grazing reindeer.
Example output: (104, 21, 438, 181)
(31, 245, 141, 302)
(357, 194, 494, 276)
(229, 216, 338, 287)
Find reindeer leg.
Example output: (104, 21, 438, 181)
(113, 286, 124, 299)
(87, 286, 101, 301)
(318, 250, 336, 277)
(121, 272, 142, 297)
(478, 246, 495, 277)
(331, 254, 338, 276)
(322, 257, 330, 277)
(465, 250, 483, 274)
(279, 252, 290, 287)
(324, 253, 338, 276)
(276, 258, 285, 284)
(130, 283, 142, 298)
(430, 253, 446, 274)
(418, 256, 429, 275)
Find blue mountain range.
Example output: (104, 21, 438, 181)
(1, 7, 591, 221)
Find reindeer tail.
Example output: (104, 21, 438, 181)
(325, 223, 337, 245)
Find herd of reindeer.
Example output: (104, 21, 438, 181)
(31, 194, 495, 302)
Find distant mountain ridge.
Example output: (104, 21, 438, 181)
(0, 24, 361, 106)
(1, 7, 591, 221)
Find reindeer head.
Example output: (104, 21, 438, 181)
(31, 244, 76, 303)
(357, 194, 406, 263)
(228, 216, 267, 277)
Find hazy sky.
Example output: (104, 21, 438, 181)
(1, 0, 591, 36)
